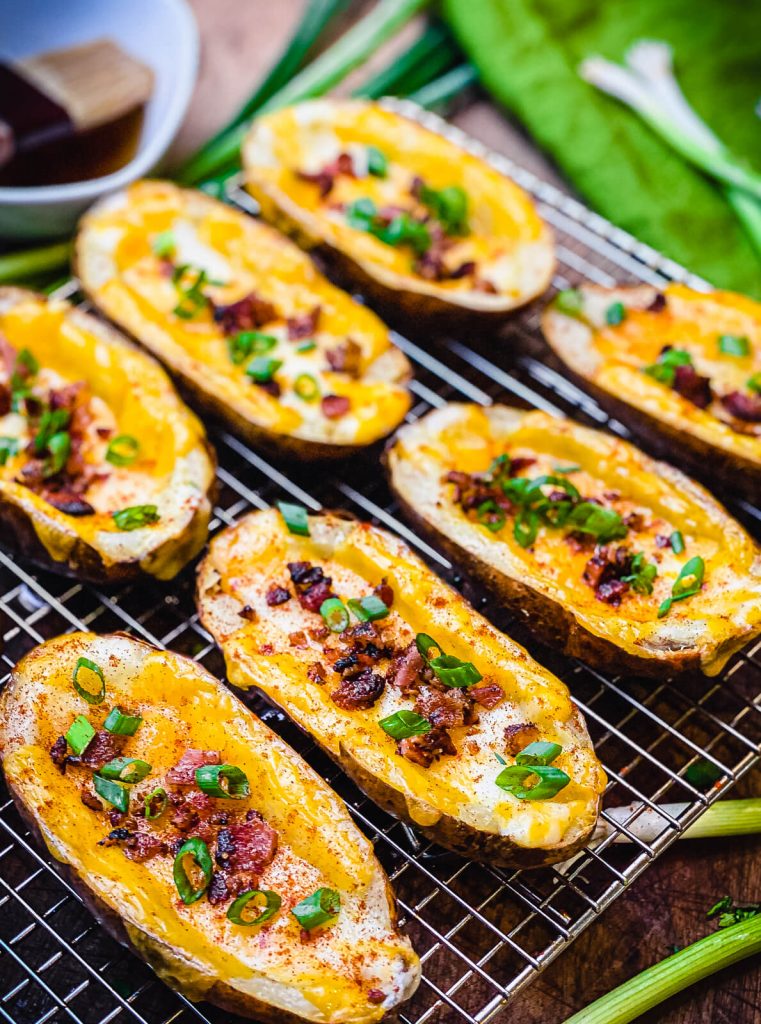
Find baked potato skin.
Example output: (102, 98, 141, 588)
(385, 404, 761, 678)
(0, 633, 420, 1024)
(243, 99, 555, 326)
(0, 288, 216, 584)
(75, 182, 412, 462)
(540, 284, 761, 501)
(197, 509, 606, 869)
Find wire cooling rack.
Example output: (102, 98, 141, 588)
(1, 103, 760, 1024)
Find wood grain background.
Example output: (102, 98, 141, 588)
(173, 3, 761, 1020)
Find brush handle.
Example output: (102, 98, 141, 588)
(0, 63, 75, 169)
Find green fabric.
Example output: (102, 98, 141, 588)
(442, 0, 761, 296)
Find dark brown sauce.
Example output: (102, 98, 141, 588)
(0, 106, 145, 187)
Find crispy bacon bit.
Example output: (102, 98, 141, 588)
(207, 872, 230, 905)
(170, 790, 214, 834)
(239, 604, 257, 622)
(0, 333, 17, 374)
(672, 364, 712, 409)
(504, 723, 541, 756)
(266, 584, 291, 606)
(647, 292, 667, 312)
(307, 662, 326, 685)
(50, 735, 68, 769)
(597, 578, 630, 605)
(470, 684, 504, 709)
(289, 630, 308, 649)
(166, 748, 221, 785)
(386, 642, 425, 692)
(45, 492, 95, 516)
(287, 305, 321, 340)
(0, 383, 10, 416)
(288, 561, 336, 613)
(321, 394, 351, 419)
(331, 669, 385, 710)
(474, 277, 499, 294)
(449, 261, 476, 280)
(48, 382, 83, 413)
(325, 338, 362, 377)
(368, 990, 386, 1005)
(624, 512, 645, 531)
(301, 579, 334, 613)
(373, 578, 394, 608)
(582, 545, 632, 606)
(124, 832, 164, 863)
(256, 378, 282, 398)
(215, 819, 278, 874)
(212, 293, 277, 334)
(80, 789, 102, 810)
(72, 730, 125, 769)
(297, 153, 355, 197)
(309, 626, 329, 642)
(655, 534, 672, 548)
(398, 727, 456, 767)
(565, 532, 595, 554)
(99, 827, 133, 847)
(720, 391, 761, 422)
(508, 457, 536, 476)
(414, 685, 474, 729)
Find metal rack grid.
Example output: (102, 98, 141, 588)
(1, 105, 760, 1024)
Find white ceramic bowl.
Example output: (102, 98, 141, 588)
(0, 0, 198, 240)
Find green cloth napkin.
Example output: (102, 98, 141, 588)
(442, 0, 761, 296)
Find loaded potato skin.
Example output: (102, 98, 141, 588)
(197, 509, 606, 868)
(0, 288, 215, 583)
(385, 404, 761, 677)
(0, 632, 420, 1024)
(76, 180, 411, 460)
(243, 99, 555, 324)
(541, 283, 761, 500)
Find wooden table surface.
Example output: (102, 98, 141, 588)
(177, 3, 761, 1021)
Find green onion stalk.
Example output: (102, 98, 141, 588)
(580, 41, 761, 259)
(589, 798, 761, 845)
(0, 241, 72, 285)
(353, 20, 461, 100)
(177, 0, 432, 186)
(562, 914, 761, 1024)
(407, 63, 478, 111)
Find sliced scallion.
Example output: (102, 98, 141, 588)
(296, 340, 317, 354)
(246, 356, 282, 382)
(277, 500, 310, 536)
(718, 334, 750, 357)
(100, 757, 152, 784)
(495, 764, 570, 801)
(72, 657, 106, 705)
(106, 434, 140, 467)
(229, 331, 278, 365)
(748, 372, 761, 394)
(320, 597, 350, 633)
(669, 530, 685, 555)
(294, 373, 320, 401)
(0, 436, 19, 465)
(65, 714, 95, 755)
(151, 230, 175, 257)
(195, 763, 250, 799)
(112, 505, 160, 531)
(104, 707, 143, 736)
(93, 774, 129, 813)
(173, 837, 213, 905)
(227, 888, 281, 927)
(605, 301, 626, 326)
(291, 887, 340, 930)
(366, 145, 388, 177)
(515, 741, 562, 766)
(555, 288, 584, 317)
(144, 786, 168, 820)
(346, 594, 389, 622)
(476, 499, 506, 533)
(415, 633, 482, 688)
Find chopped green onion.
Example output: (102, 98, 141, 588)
(515, 741, 562, 766)
(621, 552, 658, 595)
(320, 597, 350, 633)
(684, 759, 723, 789)
(658, 555, 705, 618)
(718, 334, 750, 357)
(643, 347, 693, 386)
(346, 198, 431, 254)
(748, 372, 761, 394)
(554, 464, 581, 474)
(555, 288, 584, 317)
(277, 500, 310, 536)
(229, 331, 278, 365)
(44, 431, 71, 477)
(417, 183, 469, 235)
(173, 838, 213, 905)
(34, 408, 69, 452)
(104, 707, 143, 736)
(346, 594, 389, 622)
(144, 786, 168, 820)
(93, 774, 129, 813)
(16, 348, 39, 377)
(366, 145, 388, 177)
(246, 356, 282, 382)
(294, 373, 320, 401)
(106, 434, 140, 467)
(100, 757, 152, 784)
(379, 709, 431, 740)
(296, 340, 317, 354)
(151, 230, 175, 257)
(112, 505, 160, 531)
(172, 265, 217, 319)
(605, 301, 626, 326)
(476, 499, 506, 533)
(495, 764, 570, 800)
(72, 657, 106, 705)
(670, 530, 685, 555)
(291, 887, 341, 930)
(227, 888, 282, 927)
(0, 436, 19, 465)
(195, 764, 250, 798)
(415, 633, 482, 688)
(65, 715, 95, 755)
